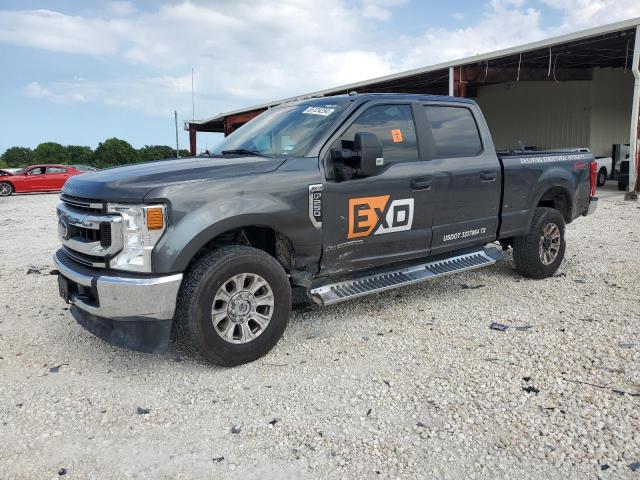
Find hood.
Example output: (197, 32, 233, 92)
(62, 156, 286, 202)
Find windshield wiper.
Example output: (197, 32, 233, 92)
(219, 149, 263, 156)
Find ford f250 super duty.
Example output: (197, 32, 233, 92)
(54, 93, 598, 366)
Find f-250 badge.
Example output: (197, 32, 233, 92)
(348, 195, 414, 239)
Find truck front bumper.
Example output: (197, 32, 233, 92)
(53, 249, 183, 353)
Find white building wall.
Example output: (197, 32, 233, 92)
(475, 68, 634, 157)
(589, 68, 635, 156)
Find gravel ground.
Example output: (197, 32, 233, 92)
(0, 186, 639, 479)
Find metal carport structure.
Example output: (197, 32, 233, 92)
(187, 18, 640, 196)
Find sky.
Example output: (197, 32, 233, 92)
(0, 0, 639, 154)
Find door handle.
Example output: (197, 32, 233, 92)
(480, 171, 497, 182)
(410, 177, 433, 191)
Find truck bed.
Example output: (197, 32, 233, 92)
(497, 150, 594, 239)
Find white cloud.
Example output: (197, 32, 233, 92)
(0, 9, 119, 55)
(540, 0, 640, 31)
(398, 3, 545, 71)
(3, 0, 640, 120)
(23, 81, 86, 103)
(360, 0, 408, 21)
(106, 1, 137, 17)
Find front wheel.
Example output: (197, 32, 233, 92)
(174, 245, 291, 366)
(0, 182, 14, 196)
(597, 168, 607, 187)
(513, 207, 566, 279)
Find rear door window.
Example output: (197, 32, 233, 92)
(424, 106, 482, 158)
(340, 104, 419, 164)
(46, 167, 67, 174)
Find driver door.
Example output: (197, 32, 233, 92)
(320, 102, 434, 275)
(22, 167, 49, 191)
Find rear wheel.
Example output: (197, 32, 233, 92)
(174, 245, 291, 366)
(618, 181, 627, 191)
(513, 207, 566, 279)
(597, 168, 607, 187)
(0, 182, 13, 197)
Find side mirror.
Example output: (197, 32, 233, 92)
(353, 132, 383, 177)
(329, 132, 384, 181)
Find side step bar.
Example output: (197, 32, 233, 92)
(311, 246, 504, 306)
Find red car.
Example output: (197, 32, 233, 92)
(0, 164, 82, 197)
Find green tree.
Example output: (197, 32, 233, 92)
(178, 149, 191, 158)
(33, 142, 68, 164)
(138, 145, 176, 162)
(67, 145, 94, 166)
(1, 147, 35, 168)
(93, 138, 139, 168)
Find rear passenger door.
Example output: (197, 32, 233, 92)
(421, 103, 502, 254)
(45, 166, 71, 190)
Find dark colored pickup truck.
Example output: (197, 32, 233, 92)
(54, 93, 598, 366)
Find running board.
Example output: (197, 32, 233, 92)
(311, 247, 504, 306)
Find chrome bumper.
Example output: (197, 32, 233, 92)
(53, 249, 182, 321)
(585, 196, 598, 216)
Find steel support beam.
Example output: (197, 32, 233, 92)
(449, 67, 454, 96)
(628, 25, 640, 196)
(189, 125, 197, 156)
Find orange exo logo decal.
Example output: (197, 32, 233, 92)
(348, 195, 414, 239)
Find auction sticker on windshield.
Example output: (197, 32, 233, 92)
(303, 106, 335, 116)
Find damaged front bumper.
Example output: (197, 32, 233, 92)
(53, 249, 182, 353)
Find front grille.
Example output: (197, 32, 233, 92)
(60, 194, 104, 213)
(58, 197, 123, 265)
(70, 224, 100, 243)
(56, 248, 99, 276)
(62, 246, 107, 268)
(100, 222, 112, 247)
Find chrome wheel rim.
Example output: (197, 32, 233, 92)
(0, 183, 11, 196)
(212, 273, 274, 344)
(539, 222, 561, 265)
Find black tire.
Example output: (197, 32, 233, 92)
(174, 245, 291, 367)
(617, 181, 627, 191)
(597, 168, 607, 187)
(513, 207, 566, 279)
(0, 182, 14, 197)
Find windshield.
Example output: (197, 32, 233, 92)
(212, 99, 351, 157)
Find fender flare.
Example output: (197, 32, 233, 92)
(164, 214, 295, 273)
(525, 181, 574, 231)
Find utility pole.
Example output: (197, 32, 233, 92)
(174, 110, 180, 158)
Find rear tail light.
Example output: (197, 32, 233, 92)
(589, 160, 597, 197)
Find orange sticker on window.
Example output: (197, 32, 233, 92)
(390, 129, 403, 143)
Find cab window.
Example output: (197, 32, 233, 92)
(424, 106, 483, 158)
(339, 104, 419, 164)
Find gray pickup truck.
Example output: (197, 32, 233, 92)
(54, 93, 598, 366)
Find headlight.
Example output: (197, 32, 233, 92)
(107, 203, 167, 272)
